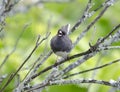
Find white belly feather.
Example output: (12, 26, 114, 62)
(55, 51, 69, 58)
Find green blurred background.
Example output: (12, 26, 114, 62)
(0, 0, 120, 92)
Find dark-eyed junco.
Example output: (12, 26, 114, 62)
(50, 24, 72, 59)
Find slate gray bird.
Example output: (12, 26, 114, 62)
(50, 24, 72, 59)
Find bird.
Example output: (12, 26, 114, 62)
(50, 24, 72, 59)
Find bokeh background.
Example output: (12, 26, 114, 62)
(0, 0, 120, 92)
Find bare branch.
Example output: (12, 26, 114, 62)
(63, 59, 120, 79)
(73, 0, 112, 47)
(26, 78, 120, 91)
(0, 33, 50, 92)
(0, 0, 20, 32)
(0, 23, 30, 69)
(70, 0, 92, 33)
(50, 79, 120, 88)
(70, 0, 115, 34)
(22, 51, 52, 84)
(96, 24, 120, 46)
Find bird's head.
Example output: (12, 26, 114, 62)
(57, 24, 70, 37)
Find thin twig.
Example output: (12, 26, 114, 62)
(0, 0, 20, 32)
(73, 1, 111, 47)
(63, 59, 120, 79)
(0, 23, 30, 70)
(70, 0, 92, 33)
(0, 33, 50, 92)
(87, 53, 102, 91)
(95, 24, 120, 46)
(21, 54, 44, 82)
(70, 0, 113, 34)
(23, 51, 52, 83)
(22, 21, 52, 82)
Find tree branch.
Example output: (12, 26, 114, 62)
(26, 78, 120, 91)
(0, 23, 30, 69)
(50, 79, 119, 88)
(0, 33, 50, 92)
(63, 59, 120, 79)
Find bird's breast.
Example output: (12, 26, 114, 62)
(55, 51, 69, 58)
